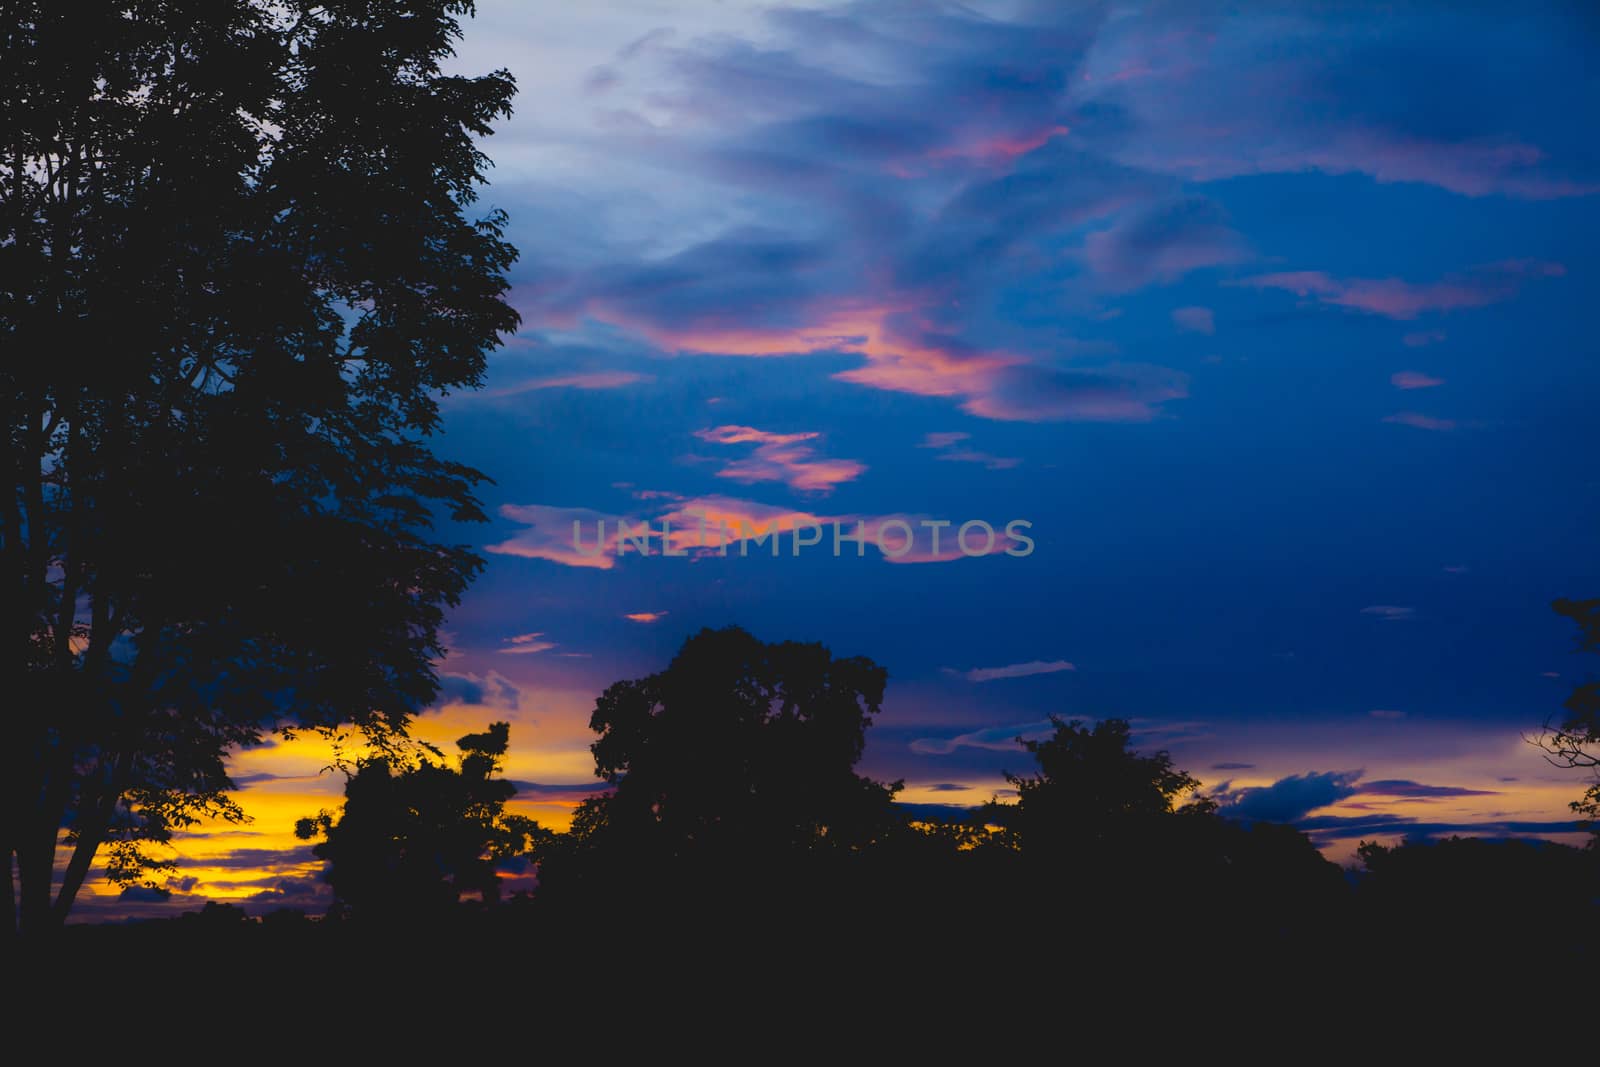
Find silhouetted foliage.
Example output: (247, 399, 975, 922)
(20, 629, 1600, 991)
(297, 723, 547, 920)
(989, 716, 1210, 846)
(967, 715, 1350, 942)
(1534, 598, 1600, 844)
(1357, 835, 1599, 963)
(2, 1, 517, 934)
(535, 626, 903, 908)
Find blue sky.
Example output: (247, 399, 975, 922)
(76, 0, 1600, 917)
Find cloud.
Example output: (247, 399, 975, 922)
(486, 371, 649, 398)
(487, 504, 626, 570)
(920, 431, 1020, 470)
(1369, 709, 1408, 720)
(1211, 762, 1255, 771)
(694, 424, 866, 494)
(1171, 306, 1215, 335)
(119, 885, 172, 903)
(1361, 605, 1416, 620)
(943, 659, 1076, 683)
(437, 671, 521, 710)
(1237, 260, 1563, 320)
(925, 783, 972, 793)
(490, 494, 1025, 568)
(1074, 10, 1597, 200)
(1296, 815, 1579, 841)
(1383, 412, 1455, 432)
(506, 780, 613, 804)
(498, 6, 1220, 425)
(1358, 779, 1498, 799)
(623, 612, 666, 623)
(1081, 198, 1248, 291)
(910, 720, 1055, 756)
(938, 448, 1023, 470)
(1391, 371, 1443, 390)
(1402, 330, 1447, 348)
(1217, 771, 1363, 823)
(247, 877, 329, 908)
(500, 632, 556, 655)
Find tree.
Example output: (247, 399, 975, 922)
(1, 0, 518, 936)
(1534, 598, 1600, 845)
(988, 716, 1210, 851)
(296, 722, 546, 919)
(536, 627, 903, 898)
(984, 716, 1346, 939)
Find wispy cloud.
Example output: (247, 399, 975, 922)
(623, 611, 667, 623)
(1361, 605, 1416, 621)
(1391, 371, 1443, 390)
(486, 371, 649, 398)
(1384, 412, 1455, 431)
(943, 659, 1076, 682)
(1171, 305, 1215, 335)
(919, 431, 1020, 470)
(499, 632, 556, 655)
(489, 495, 1023, 568)
(1238, 260, 1563, 320)
(1402, 330, 1447, 348)
(694, 424, 865, 494)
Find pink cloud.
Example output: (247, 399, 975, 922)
(1383, 412, 1456, 431)
(925, 124, 1071, 167)
(694, 424, 866, 494)
(585, 300, 1185, 424)
(1172, 305, 1215, 335)
(623, 612, 666, 623)
(486, 505, 622, 570)
(1391, 371, 1443, 390)
(491, 495, 1029, 568)
(500, 632, 556, 655)
(1239, 260, 1564, 320)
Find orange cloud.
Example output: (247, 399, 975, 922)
(500, 632, 556, 654)
(491, 494, 1029, 567)
(694, 424, 866, 494)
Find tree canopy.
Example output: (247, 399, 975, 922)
(2, 0, 518, 935)
(1537, 598, 1600, 842)
(535, 626, 903, 901)
(297, 722, 546, 919)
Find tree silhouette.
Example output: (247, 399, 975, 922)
(2, 1, 518, 935)
(297, 722, 546, 920)
(975, 715, 1347, 940)
(988, 716, 1210, 851)
(535, 627, 903, 902)
(1534, 598, 1600, 845)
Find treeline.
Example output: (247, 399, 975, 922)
(67, 627, 1600, 979)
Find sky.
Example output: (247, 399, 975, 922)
(75, 0, 1600, 918)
